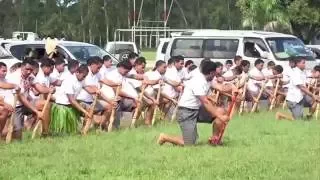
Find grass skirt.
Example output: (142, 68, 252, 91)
(50, 103, 80, 134)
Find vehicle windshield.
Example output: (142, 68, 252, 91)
(64, 45, 118, 64)
(266, 37, 314, 61)
(171, 38, 239, 59)
(107, 44, 135, 54)
(0, 46, 14, 59)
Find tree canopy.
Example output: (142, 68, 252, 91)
(0, 0, 319, 45)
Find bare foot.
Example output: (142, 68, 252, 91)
(157, 133, 166, 145)
(275, 112, 282, 120)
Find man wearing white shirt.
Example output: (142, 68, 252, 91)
(162, 56, 184, 100)
(77, 57, 114, 130)
(179, 60, 194, 81)
(230, 55, 242, 70)
(99, 55, 114, 78)
(0, 62, 20, 135)
(157, 61, 233, 146)
(262, 61, 275, 88)
(100, 60, 133, 129)
(51, 65, 90, 134)
(248, 59, 266, 99)
(277, 58, 320, 120)
(7, 59, 42, 140)
(33, 59, 60, 135)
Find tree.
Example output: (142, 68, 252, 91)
(237, 0, 320, 43)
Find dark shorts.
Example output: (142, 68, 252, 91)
(118, 98, 135, 112)
(177, 106, 214, 145)
(287, 95, 313, 120)
(14, 106, 32, 131)
(80, 100, 106, 113)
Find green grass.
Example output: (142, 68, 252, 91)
(1, 111, 320, 179)
(141, 49, 156, 66)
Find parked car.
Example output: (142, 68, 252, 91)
(1, 40, 118, 65)
(0, 44, 20, 68)
(164, 30, 316, 69)
(105, 41, 139, 61)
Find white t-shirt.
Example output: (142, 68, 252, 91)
(162, 67, 181, 98)
(100, 69, 124, 99)
(127, 69, 142, 89)
(34, 70, 56, 88)
(77, 70, 101, 103)
(7, 69, 35, 107)
(0, 78, 15, 106)
(248, 67, 264, 92)
(179, 67, 191, 81)
(286, 67, 307, 103)
(144, 70, 162, 97)
(55, 74, 84, 105)
(262, 68, 273, 87)
(178, 72, 210, 109)
(99, 65, 115, 79)
(282, 67, 294, 88)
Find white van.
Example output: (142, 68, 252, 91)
(165, 30, 317, 68)
(1, 40, 118, 65)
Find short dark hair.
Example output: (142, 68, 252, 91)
(0, 62, 7, 68)
(55, 57, 65, 66)
(241, 60, 250, 67)
(134, 57, 146, 66)
(234, 66, 243, 75)
(234, 55, 242, 63)
(188, 64, 197, 72)
(153, 60, 166, 71)
(313, 65, 320, 72)
(175, 55, 184, 62)
(201, 61, 216, 75)
(295, 56, 306, 64)
(289, 56, 297, 64)
(200, 58, 211, 70)
(267, 61, 275, 67)
(254, 59, 264, 66)
(117, 60, 132, 70)
(22, 58, 37, 67)
(215, 62, 223, 68)
(226, 60, 233, 65)
(67, 60, 80, 71)
(103, 55, 112, 61)
(77, 64, 89, 74)
(185, 60, 194, 67)
(167, 58, 174, 65)
(273, 65, 283, 73)
(173, 56, 184, 63)
(87, 56, 101, 65)
(40, 59, 55, 68)
(128, 52, 138, 60)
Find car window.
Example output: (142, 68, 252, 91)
(9, 44, 45, 60)
(161, 42, 169, 54)
(203, 39, 239, 59)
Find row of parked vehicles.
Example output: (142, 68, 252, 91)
(1, 30, 319, 69)
(156, 30, 320, 69)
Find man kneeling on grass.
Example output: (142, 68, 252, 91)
(276, 58, 320, 121)
(157, 60, 234, 146)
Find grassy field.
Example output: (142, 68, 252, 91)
(1, 111, 320, 180)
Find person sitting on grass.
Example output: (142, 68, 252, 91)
(276, 58, 320, 121)
(157, 60, 235, 146)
